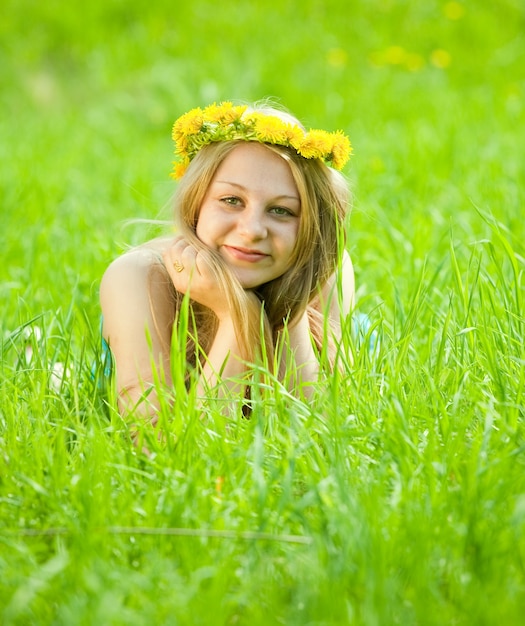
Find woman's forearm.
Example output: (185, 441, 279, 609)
(282, 312, 320, 398)
(197, 292, 265, 401)
(198, 316, 248, 394)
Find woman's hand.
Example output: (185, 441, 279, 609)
(163, 236, 232, 320)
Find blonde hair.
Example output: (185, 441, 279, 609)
(170, 104, 350, 370)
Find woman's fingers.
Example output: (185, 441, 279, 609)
(162, 238, 231, 316)
(162, 237, 215, 296)
(165, 237, 217, 279)
(166, 237, 192, 270)
(163, 238, 195, 293)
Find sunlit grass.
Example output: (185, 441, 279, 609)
(1, 0, 525, 623)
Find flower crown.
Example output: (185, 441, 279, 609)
(171, 101, 352, 179)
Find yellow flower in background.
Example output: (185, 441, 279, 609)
(444, 1, 465, 20)
(371, 46, 425, 72)
(326, 47, 348, 68)
(384, 45, 408, 65)
(431, 49, 451, 69)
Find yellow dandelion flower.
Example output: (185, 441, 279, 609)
(285, 125, 305, 147)
(230, 105, 248, 120)
(202, 102, 222, 121)
(203, 101, 244, 124)
(171, 159, 190, 180)
(289, 128, 306, 151)
(209, 102, 247, 124)
(174, 134, 190, 155)
(171, 102, 353, 176)
(242, 111, 266, 127)
(172, 107, 204, 138)
(331, 132, 352, 170)
(253, 116, 291, 144)
(172, 121, 183, 141)
(298, 130, 333, 159)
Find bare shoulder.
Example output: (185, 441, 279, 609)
(100, 243, 176, 319)
(100, 249, 155, 299)
(100, 240, 176, 345)
(100, 238, 173, 290)
(99, 239, 176, 392)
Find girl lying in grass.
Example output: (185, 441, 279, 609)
(100, 100, 355, 432)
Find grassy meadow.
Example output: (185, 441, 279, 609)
(1, 0, 525, 623)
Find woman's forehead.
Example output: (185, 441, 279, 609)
(211, 143, 300, 200)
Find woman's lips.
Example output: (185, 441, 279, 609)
(223, 245, 269, 263)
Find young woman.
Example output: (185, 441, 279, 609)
(100, 101, 355, 427)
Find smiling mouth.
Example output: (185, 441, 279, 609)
(223, 245, 270, 263)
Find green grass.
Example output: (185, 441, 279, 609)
(1, 0, 525, 623)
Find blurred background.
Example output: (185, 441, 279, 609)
(1, 0, 523, 327)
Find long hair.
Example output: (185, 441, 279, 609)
(171, 105, 350, 369)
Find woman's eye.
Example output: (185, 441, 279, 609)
(270, 206, 295, 217)
(221, 196, 241, 206)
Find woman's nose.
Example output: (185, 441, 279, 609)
(237, 208, 267, 240)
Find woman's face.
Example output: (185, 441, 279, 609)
(196, 143, 301, 289)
